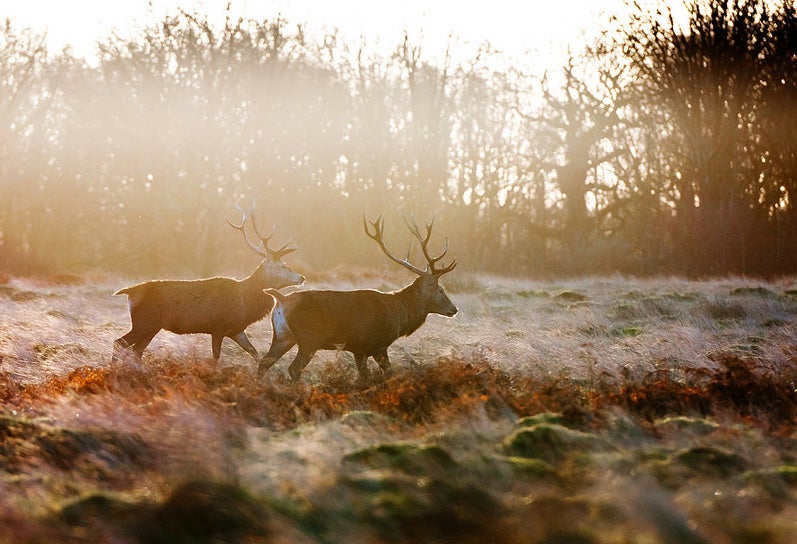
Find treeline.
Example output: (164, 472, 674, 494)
(0, 0, 795, 278)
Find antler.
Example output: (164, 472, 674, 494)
(227, 201, 297, 260)
(267, 240, 298, 260)
(404, 215, 457, 276)
(364, 214, 456, 276)
(227, 202, 266, 257)
(364, 215, 426, 275)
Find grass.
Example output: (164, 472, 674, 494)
(0, 273, 796, 542)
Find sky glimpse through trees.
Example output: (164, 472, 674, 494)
(1, 1, 796, 277)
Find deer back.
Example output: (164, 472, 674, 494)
(119, 277, 274, 335)
(275, 287, 428, 353)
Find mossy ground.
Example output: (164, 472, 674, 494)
(1, 275, 796, 542)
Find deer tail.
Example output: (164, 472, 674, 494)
(264, 288, 287, 303)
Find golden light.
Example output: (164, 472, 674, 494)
(6, 0, 640, 71)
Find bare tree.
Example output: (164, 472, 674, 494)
(623, 0, 776, 273)
(0, 20, 50, 272)
(756, 2, 797, 270)
(515, 44, 634, 272)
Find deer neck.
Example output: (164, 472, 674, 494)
(240, 263, 270, 297)
(392, 280, 429, 337)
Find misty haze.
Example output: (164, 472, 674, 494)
(0, 1, 796, 543)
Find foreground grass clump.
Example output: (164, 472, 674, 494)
(0, 275, 796, 542)
(12, 349, 793, 432)
(1, 352, 795, 543)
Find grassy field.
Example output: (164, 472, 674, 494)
(1, 272, 796, 543)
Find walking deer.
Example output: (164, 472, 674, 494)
(259, 215, 457, 383)
(112, 205, 304, 363)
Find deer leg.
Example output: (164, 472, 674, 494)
(111, 337, 130, 364)
(374, 350, 391, 378)
(354, 353, 371, 385)
(288, 347, 316, 383)
(112, 326, 143, 360)
(231, 331, 258, 359)
(257, 336, 296, 377)
(131, 330, 159, 358)
(112, 328, 158, 362)
(211, 335, 224, 360)
(112, 334, 133, 363)
(116, 330, 135, 348)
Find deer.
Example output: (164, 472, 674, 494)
(259, 215, 457, 384)
(112, 204, 304, 364)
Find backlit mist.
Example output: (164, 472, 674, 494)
(1, 1, 795, 279)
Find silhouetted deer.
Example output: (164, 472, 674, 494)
(260, 215, 457, 383)
(112, 204, 304, 363)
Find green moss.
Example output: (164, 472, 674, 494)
(516, 412, 567, 428)
(604, 412, 651, 443)
(138, 480, 271, 543)
(503, 424, 610, 463)
(499, 455, 557, 479)
(516, 289, 549, 299)
(59, 481, 272, 544)
(59, 493, 140, 527)
(609, 325, 643, 337)
(343, 442, 457, 476)
(554, 290, 587, 303)
(339, 469, 501, 542)
(744, 465, 797, 498)
(653, 416, 720, 436)
(674, 446, 748, 476)
(730, 286, 777, 297)
(653, 446, 749, 488)
(662, 291, 699, 301)
(693, 298, 747, 321)
(610, 302, 636, 320)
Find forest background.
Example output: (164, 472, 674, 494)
(0, 0, 796, 279)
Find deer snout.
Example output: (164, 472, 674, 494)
(439, 300, 458, 317)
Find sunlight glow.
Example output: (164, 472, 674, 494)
(6, 0, 638, 69)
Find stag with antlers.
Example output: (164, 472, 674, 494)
(259, 215, 457, 384)
(112, 203, 304, 363)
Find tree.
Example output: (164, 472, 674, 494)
(623, 0, 779, 273)
(515, 44, 634, 272)
(0, 20, 50, 272)
(84, 10, 350, 273)
(757, 2, 797, 270)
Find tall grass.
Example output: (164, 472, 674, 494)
(0, 274, 796, 542)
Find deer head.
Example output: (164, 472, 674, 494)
(227, 202, 304, 288)
(364, 214, 457, 317)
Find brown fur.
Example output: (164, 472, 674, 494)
(113, 259, 304, 362)
(260, 274, 457, 383)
